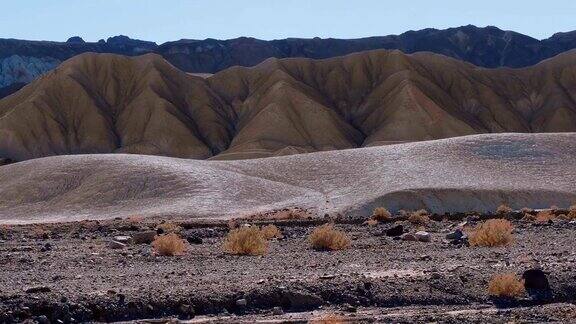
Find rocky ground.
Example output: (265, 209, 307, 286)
(1, 213, 575, 323)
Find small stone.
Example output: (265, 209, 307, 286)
(415, 231, 431, 242)
(108, 240, 126, 249)
(113, 235, 132, 243)
(319, 274, 336, 280)
(236, 298, 247, 306)
(36, 315, 50, 324)
(386, 225, 404, 237)
(25, 286, 51, 293)
(401, 233, 417, 241)
(132, 231, 157, 244)
(272, 306, 284, 315)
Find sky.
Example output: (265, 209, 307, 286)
(1, 0, 575, 43)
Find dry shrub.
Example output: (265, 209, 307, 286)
(127, 215, 143, 223)
(223, 226, 268, 256)
(243, 208, 312, 221)
(309, 224, 351, 251)
(520, 207, 533, 214)
(468, 219, 514, 247)
(30, 225, 51, 239)
(365, 219, 379, 226)
(496, 204, 513, 215)
(372, 207, 392, 221)
(487, 273, 525, 298)
(261, 224, 283, 240)
(309, 314, 347, 324)
(568, 205, 576, 219)
(408, 209, 430, 226)
(398, 209, 409, 217)
(156, 222, 181, 233)
(535, 210, 556, 223)
(152, 233, 187, 256)
(549, 205, 559, 211)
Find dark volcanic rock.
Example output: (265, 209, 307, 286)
(3, 25, 576, 98)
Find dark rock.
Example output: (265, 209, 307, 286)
(186, 235, 203, 245)
(25, 286, 51, 293)
(522, 268, 552, 301)
(36, 315, 50, 324)
(272, 306, 284, 315)
(446, 229, 464, 240)
(282, 289, 323, 310)
(132, 231, 156, 244)
(386, 225, 404, 237)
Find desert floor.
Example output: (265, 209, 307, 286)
(1, 213, 575, 323)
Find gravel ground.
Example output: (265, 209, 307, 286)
(1, 215, 575, 323)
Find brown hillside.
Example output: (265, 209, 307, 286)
(1, 50, 576, 161)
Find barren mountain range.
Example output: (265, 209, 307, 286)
(1, 47, 576, 162)
(2, 25, 576, 98)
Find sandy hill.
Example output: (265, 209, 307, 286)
(1, 50, 576, 162)
(1, 133, 575, 224)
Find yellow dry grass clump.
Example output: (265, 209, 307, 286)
(487, 273, 526, 298)
(152, 233, 188, 256)
(156, 222, 182, 233)
(372, 207, 392, 221)
(568, 205, 576, 219)
(261, 224, 283, 239)
(365, 219, 379, 226)
(308, 314, 347, 324)
(408, 209, 430, 226)
(535, 210, 556, 223)
(468, 219, 514, 247)
(309, 223, 351, 251)
(496, 204, 513, 215)
(223, 226, 268, 256)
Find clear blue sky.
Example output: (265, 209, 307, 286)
(2, 0, 575, 43)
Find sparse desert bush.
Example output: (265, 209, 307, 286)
(223, 226, 268, 255)
(365, 219, 378, 226)
(468, 218, 514, 247)
(487, 273, 525, 298)
(309, 314, 347, 324)
(156, 222, 181, 233)
(549, 205, 559, 211)
(520, 207, 533, 214)
(496, 204, 513, 215)
(535, 210, 556, 223)
(152, 233, 188, 256)
(243, 208, 312, 221)
(408, 209, 430, 226)
(372, 207, 392, 221)
(261, 224, 283, 240)
(309, 223, 351, 251)
(568, 205, 576, 219)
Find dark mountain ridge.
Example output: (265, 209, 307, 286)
(2, 25, 576, 99)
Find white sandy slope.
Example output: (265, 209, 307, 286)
(1, 133, 575, 224)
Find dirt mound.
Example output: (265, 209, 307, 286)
(2, 50, 576, 162)
(1, 133, 574, 224)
